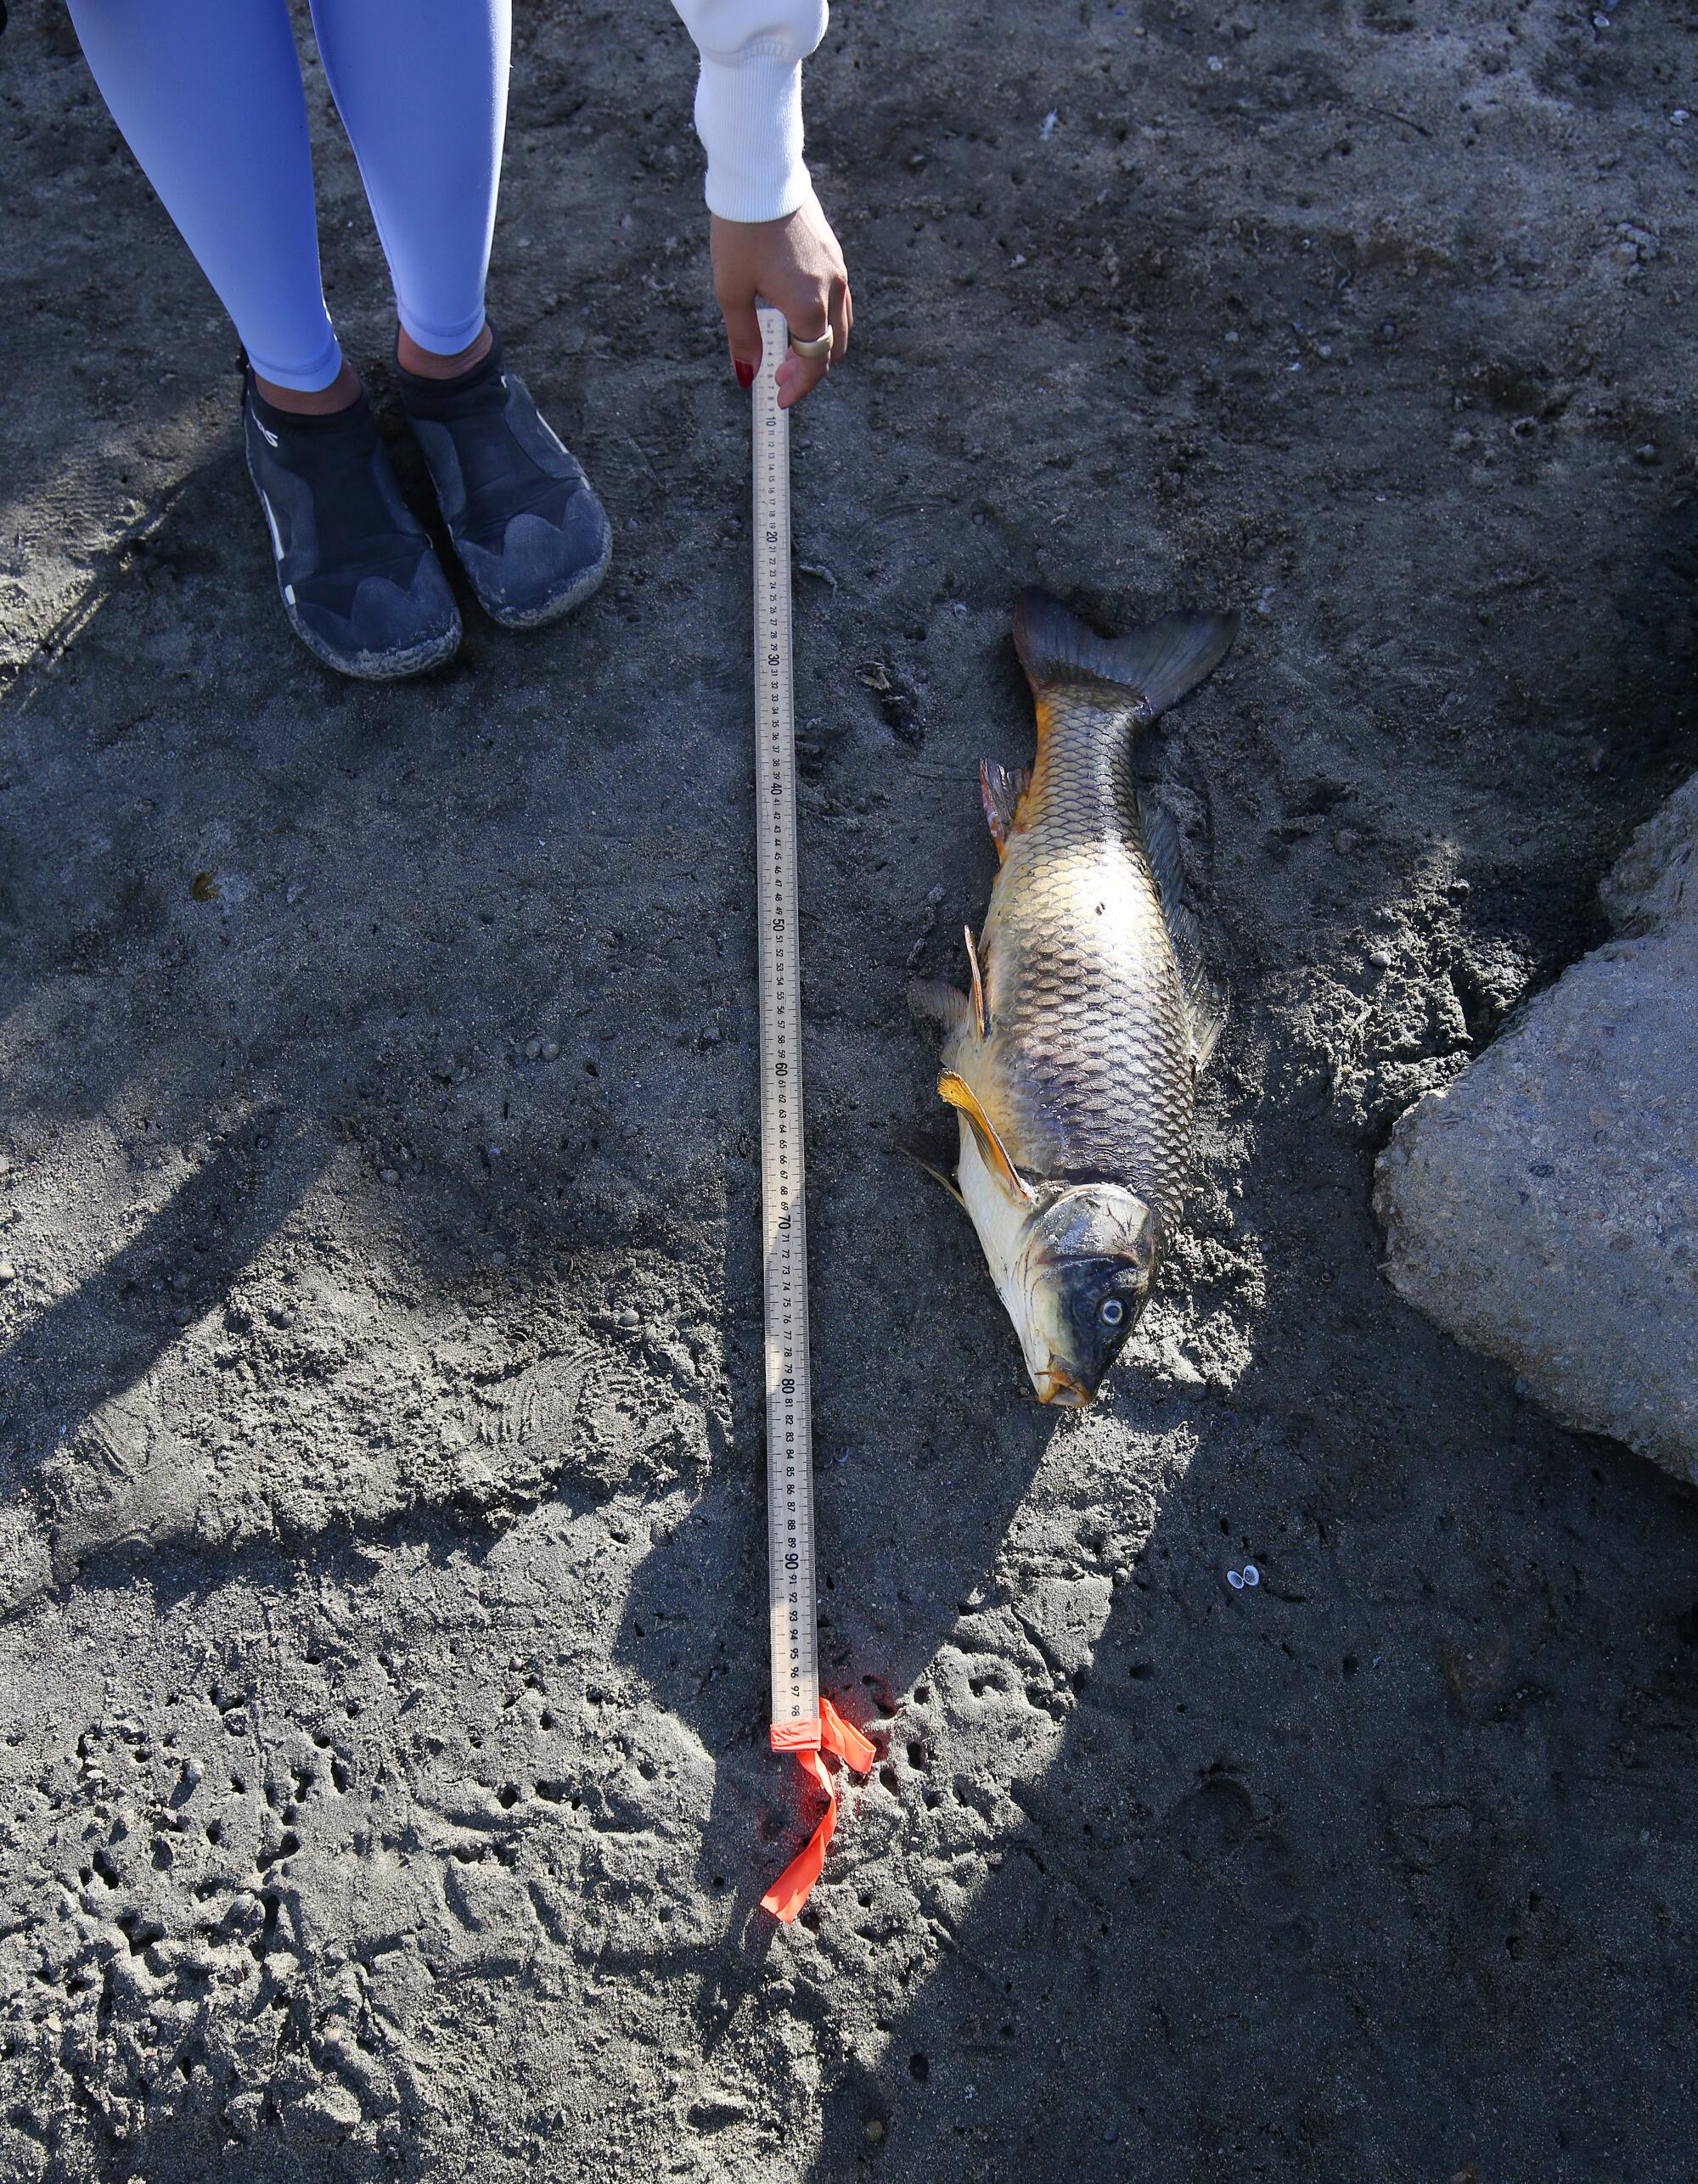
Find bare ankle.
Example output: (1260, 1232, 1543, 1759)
(255, 359, 363, 416)
(396, 322, 492, 381)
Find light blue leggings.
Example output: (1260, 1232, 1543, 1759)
(67, 0, 509, 390)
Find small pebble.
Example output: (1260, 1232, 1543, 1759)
(526, 1037, 543, 1060)
(926, 884, 946, 907)
(616, 1306, 641, 1330)
(1369, 947, 1393, 969)
(542, 1041, 559, 1061)
(0, 1261, 14, 1285)
(863, 2119, 886, 2144)
(489, 1249, 508, 1268)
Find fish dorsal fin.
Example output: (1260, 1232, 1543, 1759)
(1014, 588, 1237, 722)
(1133, 799, 1227, 1073)
(1188, 966, 1228, 1071)
(980, 758, 1032, 860)
(936, 1071, 1034, 1201)
(1138, 794, 1187, 929)
(1166, 900, 1227, 1071)
(908, 978, 972, 1034)
(963, 924, 989, 1038)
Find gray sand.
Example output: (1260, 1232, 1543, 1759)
(2, 2, 1695, 2178)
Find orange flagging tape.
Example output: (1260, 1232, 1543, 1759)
(760, 1698, 876, 1923)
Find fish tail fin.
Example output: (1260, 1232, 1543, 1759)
(1014, 588, 1237, 724)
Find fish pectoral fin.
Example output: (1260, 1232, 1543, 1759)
(897, 1141, 966, 1208)
(936, 1071, 1034, 1202)
(908, 978, 972, 1034)
(980, 758, 1032, 861)
(963, 924, 990, 1039)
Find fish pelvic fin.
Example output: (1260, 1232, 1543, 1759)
(980, 757, 1032, 861)
(1014, 587, 1237, 725)
(963, 924, 990, 1039)
(936, 1070, 1033, 1202)
(908, 978, 972, 1035)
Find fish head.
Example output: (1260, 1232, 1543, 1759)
(951, 1115, 1158, 1407)
(1011, 1182, 1160, 1406)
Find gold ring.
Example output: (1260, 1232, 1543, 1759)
(790, 328, 834, 362)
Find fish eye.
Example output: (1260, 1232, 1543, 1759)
(1099, 1297, 1125, 1328)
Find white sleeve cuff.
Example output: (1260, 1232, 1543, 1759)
(693, 48, 812, 223)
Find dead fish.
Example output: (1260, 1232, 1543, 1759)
(911, 587, 1237, 1406)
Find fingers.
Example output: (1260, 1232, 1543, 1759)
(830, 273, 852, 364)
(718, 289, 764, 390)
(773, 277, 851, 410)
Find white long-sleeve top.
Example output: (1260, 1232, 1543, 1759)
(670, 0, 828, 223)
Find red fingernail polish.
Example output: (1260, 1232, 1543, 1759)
(734, 359, 756, 390)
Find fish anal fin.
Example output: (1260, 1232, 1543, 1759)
(980, 758, 1032, 860)
(908, 978, 971, 1034)
(963, 925, 989, 1039)
(936, 1070, 1033, 1201)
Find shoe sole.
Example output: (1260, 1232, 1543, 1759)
(474, 523, 614, 632)
(245, 441, 463, 682)
(284, 609, 463, 682)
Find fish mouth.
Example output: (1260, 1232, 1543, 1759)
(1033, 1366, 1094, 1408)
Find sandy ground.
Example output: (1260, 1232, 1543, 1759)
(3, 2, 1696, 2178)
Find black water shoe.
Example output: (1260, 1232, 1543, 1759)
(396, 326, 611, 630)
(243, 379, 462, 681)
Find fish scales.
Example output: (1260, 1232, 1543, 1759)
(913, 587, 1237, 1406)
(967, 679, 1195, 1229)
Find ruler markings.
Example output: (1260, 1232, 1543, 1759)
(753, 306, 819, 1749)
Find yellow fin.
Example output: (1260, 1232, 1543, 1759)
(963, 925, 989, 1039)
(899, 1142, 965, 1208)
(936, 1071, 1032, 1202)
(980, 758, 1032, 861)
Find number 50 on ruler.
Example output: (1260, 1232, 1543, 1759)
(750, 306, 873, 1924)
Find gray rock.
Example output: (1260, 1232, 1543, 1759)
(1375, 775, 1698, 1479)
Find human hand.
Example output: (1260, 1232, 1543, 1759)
(711, 196, 852, 410)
